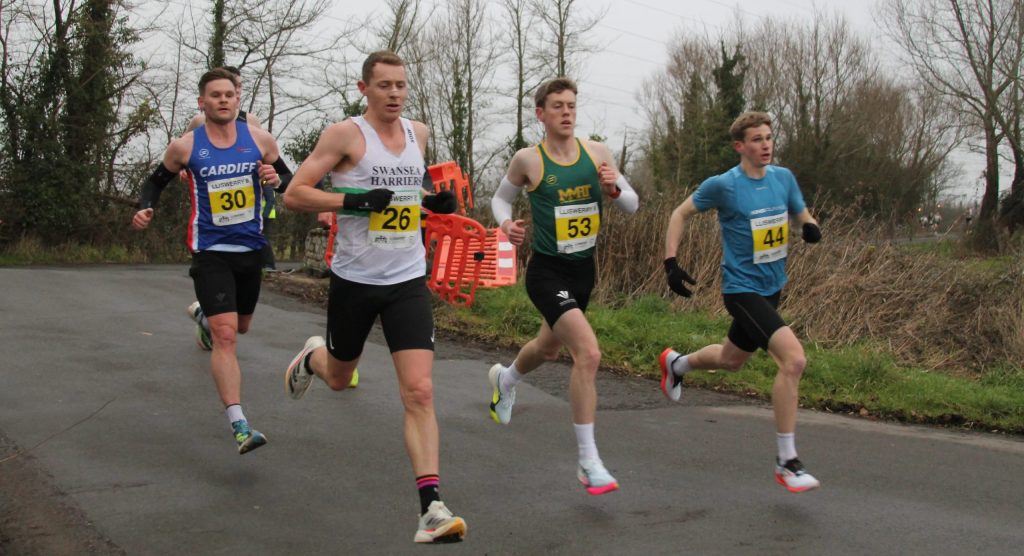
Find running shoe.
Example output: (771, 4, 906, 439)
(774, 457, 821, 493)
(231, 420, 267, 455)
(414, 501, 466, 544)
(187, 301, 213, 351)
(577, 458, 619, 495)
(488, 364, 515, 425)
(285, 336, 324, 400)
(348, 368, 359, 388)
(659, 348, 684, 402)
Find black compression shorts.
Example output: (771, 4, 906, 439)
(325, 274, 434, 361)
(524, 252, 595, 329)
(722, 291, 786, 353)
(189, 250, 263, 317)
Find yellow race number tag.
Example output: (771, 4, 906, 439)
(208, 175, 255, 226)
(367, 190, 421, 250)
(554, 202, 600, 254)
(750, 213, 788, 264)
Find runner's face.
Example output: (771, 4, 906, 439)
(198, 79, 239, 125)
(359, 63, 408, 121)
(735, 124, 773, 168)
(536, 90, 576, 138)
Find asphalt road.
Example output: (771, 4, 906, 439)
(1, 265, 1023, 555)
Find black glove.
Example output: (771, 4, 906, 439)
(343, 188, 393, 212)
(664, 257, 696, 298)
(422, 190, 457, 214)
(802, 222, 821, 243)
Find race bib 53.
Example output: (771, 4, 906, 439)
(554, 202, 600, 254)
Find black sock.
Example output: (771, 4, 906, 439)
(416, 474, 440, 514)
(302, 352, 313, 375)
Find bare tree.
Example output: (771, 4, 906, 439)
(528, 0, 604, 78)
(499, 0, 541, 154)
(879, 0, 1024, 247)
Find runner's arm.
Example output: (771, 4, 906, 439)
(664, 196, 699, 259)
(283, 123, 351, 213)
(793, 208, 821, 243)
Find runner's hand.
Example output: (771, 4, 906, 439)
(422, 190, 457, 214)
(343, 189, 393, 212)
(802, 222, 821, 243)
(501, 219, 526, 247)
(132, 208, 153, 231)
(664, 257, 696, 297)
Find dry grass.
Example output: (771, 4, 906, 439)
(589, 195, 1024, 374)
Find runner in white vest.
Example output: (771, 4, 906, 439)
(280, 51, 463, 544)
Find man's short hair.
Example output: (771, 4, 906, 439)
(730, 112, 772, 141)
(534, 77, 577, 108)
(362, 51, 405, 84)
(199, 67, 240, 94)
(222, 66, 242, 77)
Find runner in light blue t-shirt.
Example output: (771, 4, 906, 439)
(658, 111, 824, 494)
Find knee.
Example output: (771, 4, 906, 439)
(401, 378, 434, 410)
(237, 323, 250, 335)
(719, 356, 745, 372)
(780, 355, 807, 379)
(574, 346, 602, 373)
(538, 346, 561, 362)
(209, 324, 237, 348)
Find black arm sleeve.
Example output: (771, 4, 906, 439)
(272, 158, 293, 193)
(137, 163, 177, 209)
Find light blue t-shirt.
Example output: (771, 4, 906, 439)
(692, 165, 807, 296)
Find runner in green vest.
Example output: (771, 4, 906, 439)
(487, 77, 639, 496)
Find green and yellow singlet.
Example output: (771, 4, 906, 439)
(528, 139, 603, 260)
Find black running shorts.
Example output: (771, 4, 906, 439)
(524, 252, 595, 329)
(325, 274, 434, 361)
(189, 250, 263, 317)
(722, 291, 786, 353)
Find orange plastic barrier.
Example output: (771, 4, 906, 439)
(424, 214, 487, 306)
(427, 161, 473, 215)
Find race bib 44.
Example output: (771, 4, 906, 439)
(750, 213, 788, 264)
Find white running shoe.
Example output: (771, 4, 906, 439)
(186, 301, 212, 351)
(577, 458, 619, 496)
(414, 501, 466, 544)
(775, 458, 821, 493)
(488, 364, 516, 425)
(659, 348, 684, 402)
(285, 336, 324, 400)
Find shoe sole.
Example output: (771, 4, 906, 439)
(774, 473, 820, 493)
(238, 433, 268, 455)
(414, 517, 466, 543)
(285, 337, 324, 400)
(195, 325, 212, 351)
(659, 348, 680, 402)
(578, 466, 620, 496)
(487, 364, 508, 425)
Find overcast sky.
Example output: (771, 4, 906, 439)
(152, 0, 990, 200)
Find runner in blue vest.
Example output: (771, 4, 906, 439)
(660, 111, 823, 493)
(131, 67, 292, 455)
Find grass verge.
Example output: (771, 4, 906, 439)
(434, 286, 1024, 434)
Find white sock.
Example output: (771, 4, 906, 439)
(226, 404, 246, 425)
(501, 362, 524, 391)
(671, 353, 692, 376)
(574, 423, 599, 462)
(776, 432, 797, 462)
